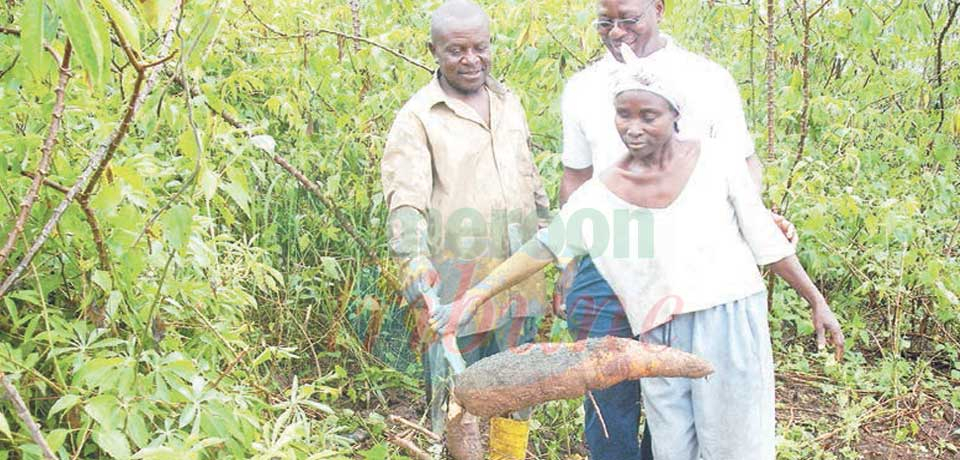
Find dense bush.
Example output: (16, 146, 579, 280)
(0, 0, 957, 458)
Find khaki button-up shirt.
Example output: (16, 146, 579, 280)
(382, 74, 549, 336)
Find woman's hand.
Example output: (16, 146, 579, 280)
(771, 210, 798, 247)
(811, 303, 844, 361)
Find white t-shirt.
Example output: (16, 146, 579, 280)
(561, 35, 755, 173)
(538, 140, 793, 335)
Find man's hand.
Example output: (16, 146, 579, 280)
(402, 255, 439, 308)
(812, 303, 844, 361)
(551, 261, 577, 319)
(428, 294, 485, 336)
(771, 211, 798, 247)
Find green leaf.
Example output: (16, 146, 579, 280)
(198, 165, 218, 202)
(140, 0, 176, 31)
(55, 0, 105, 88)
(221, 167, 251, 219)
(132, 447, 182, 460)
(320, 257, 341, 280)
(360, 443, 388, 460)
(20, 0, 44, 82)
(161, 205, 194, 251)
(97, 0, 140, 54)
(199, 83, 225, 113)
(18, 445, 42, 459)
(84, 394, 121, 429)
(178, 403, 197, 429)
(933, 135, 956, 167)
(49, 394, 82, 418)
(126, 412, 149, 449)
(91, 182, 123, 216)
(186, 4, 228, 69)
(46, 429, 69, 452)
(93, 429, 132, 460)
(76, 357, 122, 388)
(0, 410, 10, 438)
(91, 269, 112, 292)
(937, 281, 959, 306)
(87, 0, 112, 86)
(177, 129, 202, 163)
(106, 290, 122, 319)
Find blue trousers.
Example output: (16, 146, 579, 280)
(566, 257, 653, 460)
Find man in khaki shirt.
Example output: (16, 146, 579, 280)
(380, 1, 548, 457)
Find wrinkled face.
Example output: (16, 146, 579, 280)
(597, 0, 663, 62)
(429, 20, 491, 96)
(614, 90, 678, 156)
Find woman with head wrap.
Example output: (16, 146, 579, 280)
(431, 65, 844, 460)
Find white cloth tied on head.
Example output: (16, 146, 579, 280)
(610, 43, 684, 115)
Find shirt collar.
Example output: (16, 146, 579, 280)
(424, 70, 507, 107)
(424, 70, 507, 127)
(600, 33, 676, 67)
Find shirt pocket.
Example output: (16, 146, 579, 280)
(508, 128, 536, 177)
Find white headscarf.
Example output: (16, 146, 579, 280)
(610, 43, 684, 115)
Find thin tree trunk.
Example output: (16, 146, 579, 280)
(1, 373, 57, 460)
(0, 42, 72, 268)
(765, 0, 777, 309)
(0, 3, 181, 298)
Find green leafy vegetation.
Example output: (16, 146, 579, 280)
(0, 0, 957, 458)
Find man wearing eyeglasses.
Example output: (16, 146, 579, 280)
(557, 0, 797, 459)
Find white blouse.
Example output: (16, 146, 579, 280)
(538, 140, 794, 334)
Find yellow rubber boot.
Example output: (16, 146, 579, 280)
(489, 417, 529, 460)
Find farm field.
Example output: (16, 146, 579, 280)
(0, 0, 958, 458)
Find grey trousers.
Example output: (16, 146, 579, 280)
(640, 292, 776, 460)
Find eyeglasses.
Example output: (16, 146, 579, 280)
(594, 1, 655, 31)
(594, 16, 646, 31)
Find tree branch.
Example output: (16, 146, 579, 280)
(780, 0, 811, 212)
(241, 0, 431, 72)
(545, 26, 586, 68)
(0, 42, 72, 269)
(271, 155, 390, 281)
(0, 53, 18, 80)
(171, 72, 406, 294)
(19, 170, 109, 267)
(808, 0, 832, 21)
(387, 435, 432, 460)
(945, 219, 960, 258)
(933, 1, 959, 133)
(0, 373, 57, 460)
(102, 6, 143, 72)
(141, 251, 174, 347)
(348, 0, 361, 52)
(765, 0, 778, 309)
(0, 26, 69, 66)
(78, 196, 110, 269)
(765, 0, 776, 162)
(20, 171, 70, 194)
(132, 5, 215, 248)
(0, 3, 181, 298)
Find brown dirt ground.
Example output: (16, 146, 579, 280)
(777, 371, 960, 460)
(367, 371, 959, 459)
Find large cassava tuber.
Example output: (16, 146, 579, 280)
(452, 336, 713, 418)
(444, 400, 482, 460)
